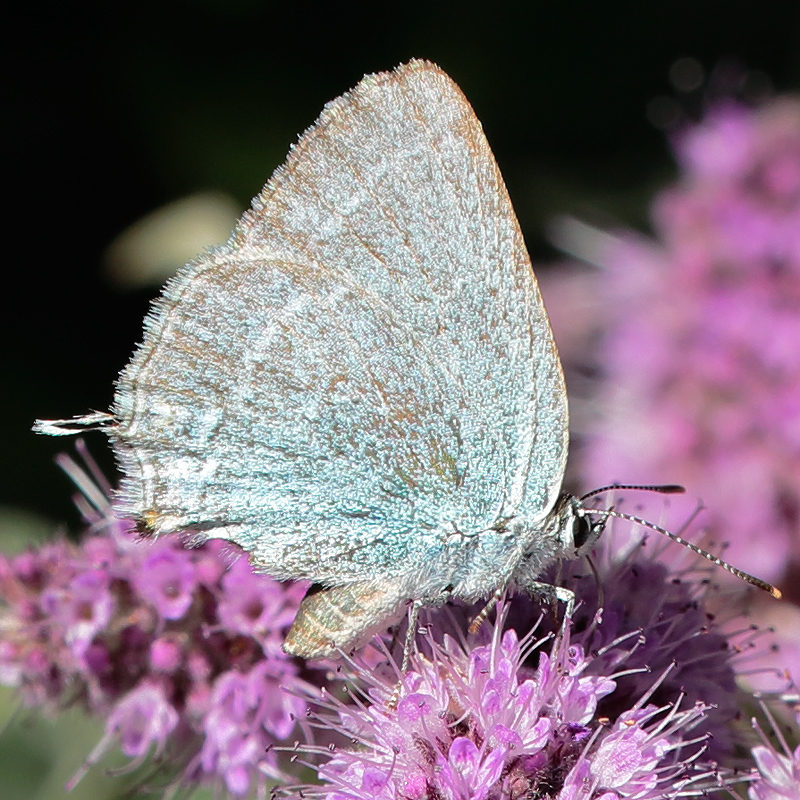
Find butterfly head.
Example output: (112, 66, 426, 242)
(545, 484, 685, 565)
(556, 494, 608, 559)
(552, 483, 782, 600)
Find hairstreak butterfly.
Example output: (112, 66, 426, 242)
(35, 60, 779, 660)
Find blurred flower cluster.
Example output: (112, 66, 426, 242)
(0, 452, 314, 797)
(543, 94, 800, 687)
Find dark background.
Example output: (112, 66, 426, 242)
(6, 1, 800, 529)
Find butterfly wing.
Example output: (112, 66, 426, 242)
(111, 60, 568, 583)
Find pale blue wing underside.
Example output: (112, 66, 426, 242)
(111, 60, 568, 583)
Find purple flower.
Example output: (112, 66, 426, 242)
(201, 661, 307, 792)
(0, 453, 321, 797)
(149, 634, 183, 672)
(217, 555, 304, 657)
(746, 702, 800, 800)
(134, 545, 198, 621)
(277, 498, 799, 800)
(440, 736, 507, 799)
(545, 97, 800, 583)
(588, 708, 670, 794)
(41, 567, 115, 663)
(107, 681, 180, 760)
(298, 594, 742, 800)
(750, 744, 800, 800)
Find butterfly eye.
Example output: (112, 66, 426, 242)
(571, 511, 606, 555)
(571, 513, 593, 551)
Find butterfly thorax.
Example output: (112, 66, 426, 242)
(439, 493, 600, 602)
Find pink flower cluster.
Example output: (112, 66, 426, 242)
(290, 513, 799, 800)
(571, 97, 800, 592)
(0, 511, 312, 796)
(302, 603, 734, 800)
(746, 704, 800, 800)
(540, 97, 800, 710)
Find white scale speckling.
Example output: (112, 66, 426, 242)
(36, 60, 602, 658)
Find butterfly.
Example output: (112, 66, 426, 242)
(35, 59, 778, 660)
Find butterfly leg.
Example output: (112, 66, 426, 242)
(385, 599, 426, 710)
(468, 581, 510, 635)
(400, 599, 424, 674)
(524, 580, 577, 618)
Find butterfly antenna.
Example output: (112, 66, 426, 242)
(587, 506, 782, 599)
(580, 483, 685, 502)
